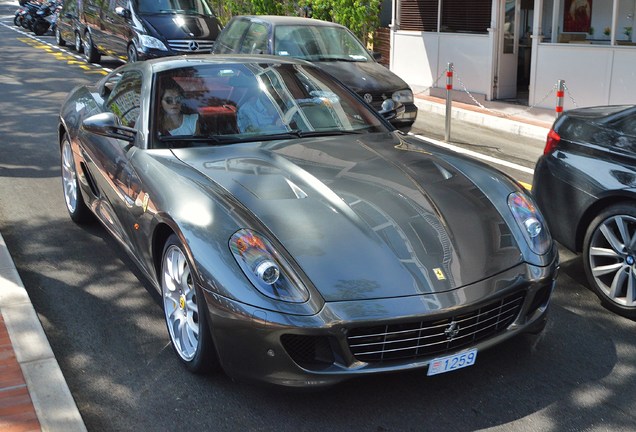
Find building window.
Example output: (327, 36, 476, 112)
(441, 0, 491, 34)
(399, 0, 438, 31)
(398, 0, 491, 34)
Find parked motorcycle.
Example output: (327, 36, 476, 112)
(14, 1, 41, 30)
(32, 1, 62, 36)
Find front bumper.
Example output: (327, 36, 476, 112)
(203, 256, 558, 388)
(389, 102, 418, 131)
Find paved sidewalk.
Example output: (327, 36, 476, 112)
(414, 93, 555, 141)
(0, 233, 86, 432)
(0, 89, 556, 432)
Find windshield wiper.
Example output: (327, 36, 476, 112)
(158, 135, 238, 147)
(312, 56, 366, 62)
(261, 129, 364, 140)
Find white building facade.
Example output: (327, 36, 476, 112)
(389, 0, 636, 109)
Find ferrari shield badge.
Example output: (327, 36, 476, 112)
(433, 268, 446, 280)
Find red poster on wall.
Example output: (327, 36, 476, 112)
(564, 0, 592, 32)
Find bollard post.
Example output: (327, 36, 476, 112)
(555, 80, 565, 118)
(445, 63, 453, 142)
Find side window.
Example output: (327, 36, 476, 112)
(105, 71, 142, 128)
(216, 19, 251, 53)
(239, 23, 269, 54)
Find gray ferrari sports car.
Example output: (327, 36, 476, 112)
(58, 55, 558, 387)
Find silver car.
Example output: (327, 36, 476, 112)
(59, 55, 558, 387)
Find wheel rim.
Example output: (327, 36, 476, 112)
(589, 214, 636, 308)
(61, 139, 78, 214)
(162, 245, 199, 361)
(75, 33, 82, 51)
(84, 34, 92, 59)
(55, 28, 61, 44)
(127, 45, 137, 63)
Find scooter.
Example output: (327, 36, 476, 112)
(14, 1, 40, 29)
(32, 0, 62, 36)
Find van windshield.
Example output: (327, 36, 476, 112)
(136, 0, 215, 16)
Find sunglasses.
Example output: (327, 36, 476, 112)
(162, 96, 183, 104)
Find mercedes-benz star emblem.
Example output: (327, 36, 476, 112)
(444, 321, 460, 340)
(363, 93, 373, 104)
(188, 41, 199, 51)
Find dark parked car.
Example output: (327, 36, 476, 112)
(211, 16, 418, 130)
(55, 0, 85, 53)
(533, 105, 636, 319)
(77, 0, 222, 64)
(59, 54, 557, 387)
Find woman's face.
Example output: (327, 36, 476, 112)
(161, 89, 183, 115)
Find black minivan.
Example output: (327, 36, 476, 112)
(72, 0, 222, 64)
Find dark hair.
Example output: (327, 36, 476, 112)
(160, 77, 185, 98)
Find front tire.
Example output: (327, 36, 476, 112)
(127, 43, 138, 63)
(161, 234, 219, 373)
(74, 32, 83, 53)
(83, 31, 101, 63)
(583, 204, 636, 319)
(61, 134, 92, 223)
(33, 21, 48, 36)
(55, 26, 65, 46)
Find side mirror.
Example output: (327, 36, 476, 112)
(82, 112, 137, 143)
(378, 99, 400, 121)
(370, 51, 382, 61)
(114, 6, 131, 20)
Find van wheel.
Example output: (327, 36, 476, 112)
(83, 32, 101, 63)
(75, 32, 84, 53)
(55, 27, 65, 46)
(127, 44, 138, 63)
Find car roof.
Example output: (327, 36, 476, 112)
(138, 53, 315, 73)
(230, 15, 346, 29)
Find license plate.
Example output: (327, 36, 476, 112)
(427, 349, 478, 376)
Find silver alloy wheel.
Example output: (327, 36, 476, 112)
(127, 44, 137, 63)
(83, 34, 91, 58)
(61, 138, 78, 214)
(162, 244, 199, 361)
(55, 27, 63, 45)
(75, 32, 83, 52)
(588, 214, 636, 308)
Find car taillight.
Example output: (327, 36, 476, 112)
(544, 129, 560, 155)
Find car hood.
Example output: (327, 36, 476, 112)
(141, 13, 220, 40)
(316, 60, 409, 94)
(174, 133, 523, 301)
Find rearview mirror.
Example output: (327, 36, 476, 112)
(82, 112, 137, 143)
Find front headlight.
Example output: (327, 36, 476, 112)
(229, 229, 309, 303)
(392, 89, 413, 104)
(138, 35, 168, 51)
(508, 192, 551, 255)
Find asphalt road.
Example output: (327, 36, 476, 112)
(0, 5, 635, 431)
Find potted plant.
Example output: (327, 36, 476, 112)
(604, 26, 611, 38)
(625, 26, 633, 40)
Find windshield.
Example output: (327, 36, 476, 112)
(274, 25, 372, 62)
(135, 0, 215, 16)
(151, 62, 389, 149)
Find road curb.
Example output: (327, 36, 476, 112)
(0, 232, 87, 432)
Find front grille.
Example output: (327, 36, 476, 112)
(280, 334, 335, 369)
(167, 39, 214, 53)
(347, 292, 525, 363)
(357, 91, 388, 109)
